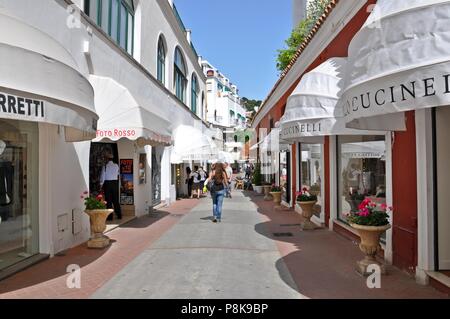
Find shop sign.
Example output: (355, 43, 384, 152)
(281, 121, 323, 139)
(96, 129, 137, 139)
(120, 159, 134, 205)
(343, 65, 450, 122)
(0, 92, 44, 118)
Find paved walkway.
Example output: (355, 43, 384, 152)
(92, 191, 304, 299)
(0, 190, 447, 299)
(0, 198, 201, 299)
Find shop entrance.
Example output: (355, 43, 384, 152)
(299, 143, 324, 220)
(434, 107, 450, 271)
(89, 143, 119, 197)
(280, 151, 291, 204)
(0, 120, 39, 272)
(151, 147, 162, 206)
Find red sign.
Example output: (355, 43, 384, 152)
(120, 159, 133, 174)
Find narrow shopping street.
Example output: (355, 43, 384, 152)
(92, 191, 303, 299)
(0, 190, 446, 299)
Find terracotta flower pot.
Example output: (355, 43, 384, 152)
(298, 200, 317, 230)
(270, 191, 282, 208)
(350, 223, 391, 275)
(263, 185, 272, 201)
(85, 209, 114, 249)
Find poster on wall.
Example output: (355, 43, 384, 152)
(120, 159, 134, 205)
(139, 154, 146, 184)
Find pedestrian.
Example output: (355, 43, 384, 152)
(224, 161, 233, 198)
(100, 152, 122, 220)
(245, 161, 252, 179)
(186, 166, 193, 198)
(198, 166, 207, 195)
(190, 165, 201, 199)
(205, 163, 228, 223)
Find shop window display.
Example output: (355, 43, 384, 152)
(0, 120, 39, 271)
(300, 144, 323, 219)
(337, 136, 386, 222)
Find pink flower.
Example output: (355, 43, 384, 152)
(388, 206, 393, 211)
(96, 194, 103, 201)
(302, 187, 308, 192)
(380, 203, 388, 210)
(359, 208, 370, 217)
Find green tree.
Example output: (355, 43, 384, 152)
(276, 0, 331, 73)
(241, 97, 262, 121)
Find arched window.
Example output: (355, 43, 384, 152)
(174, 47, 187, 103)
(157, 36, 166, 85)
(191, 74, 199, 114)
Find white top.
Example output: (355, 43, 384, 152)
(225, 166, 233, 180)
(190, 171, 201, 184)
(198, 170, 207, 181)
(100, 161, 120, 185)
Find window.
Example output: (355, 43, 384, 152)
(301, 143, 324, 219)
(157, 36, 166, 85)
(85, 0, 134, 55)
(0, 120, 39, 271)
(174, 48, 187, 103)
(337, 135, 386, 222)
(191, 74, 199, 114)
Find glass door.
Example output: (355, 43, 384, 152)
(0, 120, 39, 271)
(152, 148, 162, 205)
(300, 143, 324, 219)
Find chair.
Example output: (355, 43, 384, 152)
(235, 179, 245, 190)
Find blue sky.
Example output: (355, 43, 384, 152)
(174, 0, 293, 101)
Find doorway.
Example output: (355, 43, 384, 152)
(89, 142, 119, 197)
(434, 107, 450, 271)
(152, 147, 162, 205)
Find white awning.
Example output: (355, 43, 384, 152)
(0, 12, 98, 141)
(170, 125, 218, 163)
(260, 128, 290, 152)
(90, 75, 171, 146)
(341, 0, 450, 130)
(341, 141, 386, 159)
(280, 58, 380, 141)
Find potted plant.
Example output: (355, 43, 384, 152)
(346, 198, 392, 275)
(296, 188, 318, 230)
(270, 185, 283, 208)
(262, 182, 273, 201)
(252, 164, 263, 194)
(81, 191, 114, 249)
(346, 189, 366, 212)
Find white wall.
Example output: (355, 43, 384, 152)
(39, 123, 92, 255)
(0, 0, 211, 254)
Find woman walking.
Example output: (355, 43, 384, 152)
(205, 163, 228, 223)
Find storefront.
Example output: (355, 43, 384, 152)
(281, 58, 388, 229)
(0, 12, 98, 276)
(89, 75, 171, 216)
(339, 0, 450, 289)
(170, 125, 218, 198)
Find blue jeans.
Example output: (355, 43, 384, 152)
(212, 189, 226, 220)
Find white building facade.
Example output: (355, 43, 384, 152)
(202, 61, 247, 130)
(0, 0, 211, 278)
